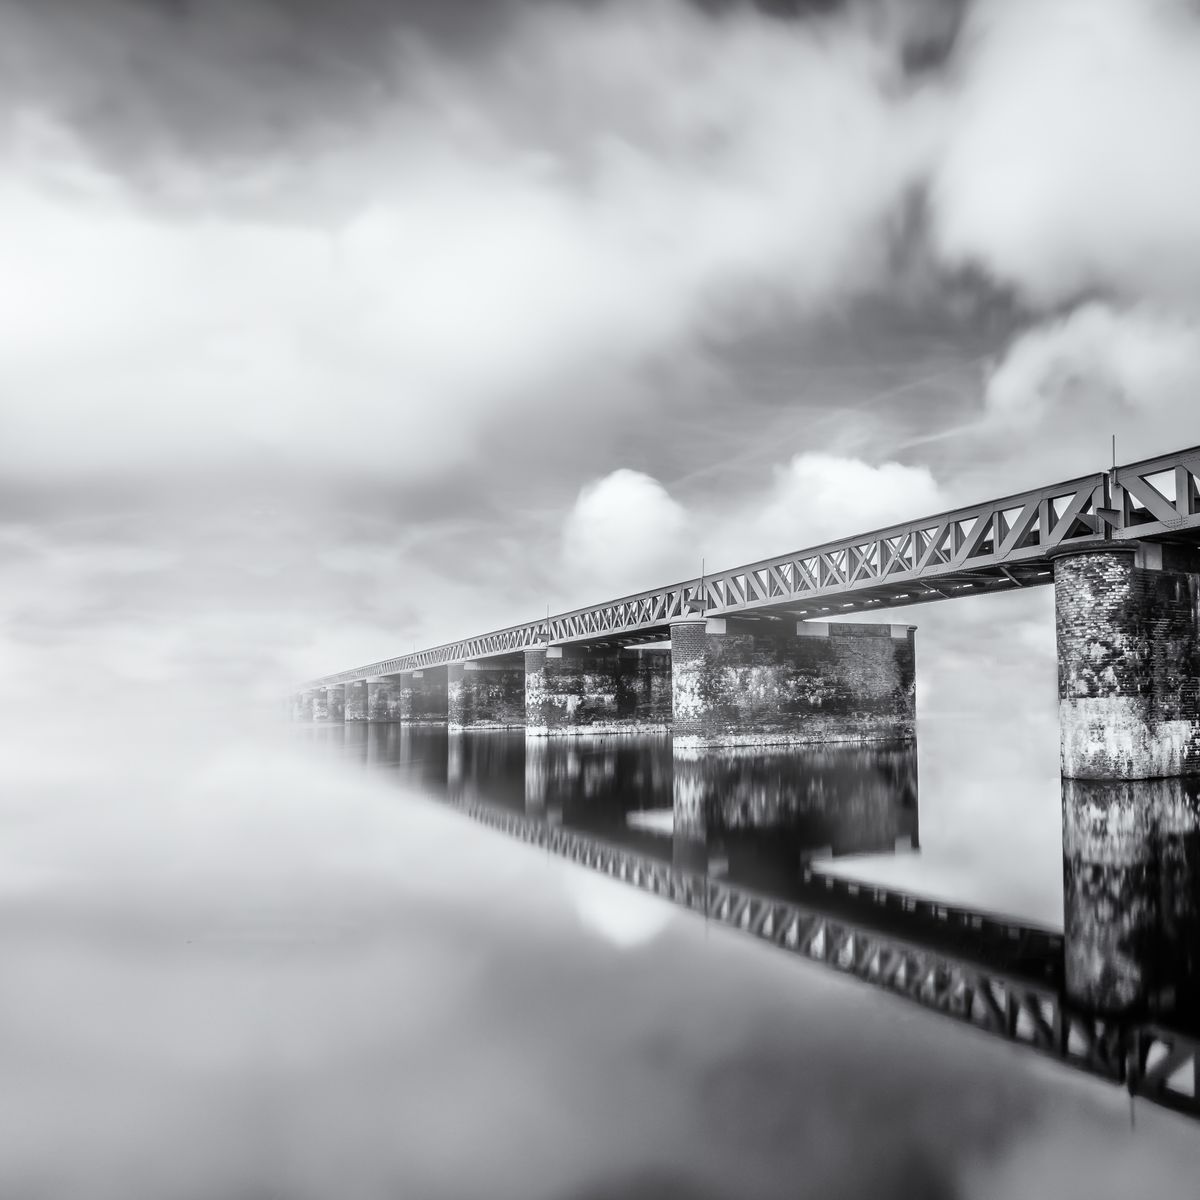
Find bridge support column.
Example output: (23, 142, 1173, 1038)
(447, 658, 525, 730)
(400, 669, 448, 723)
(524, 645, 672, 735)
(294, 691, 314, 721)
(669, 617, 915, 750)
(1054, 544, 1200, 779)
(344, 679, 368, 722)
(367, 676, 404, 721)
(324, 683, 345, 722)
(312, 688, 329, 721)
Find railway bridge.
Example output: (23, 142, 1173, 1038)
(295, 443, 1200, 781)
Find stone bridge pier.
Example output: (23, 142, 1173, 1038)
(668, 617, 916, 750)
(311, 684, 343, 721)
(366, 676, 405, 721)
(344, 679, 368, 722)
(401, 667, 450, 723)
(524, 644, 672, 735)
(448, 657, 525, 730)
(1054, 543, 1200, 780)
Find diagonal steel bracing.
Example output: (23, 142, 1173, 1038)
(303, 443, 1200, 689)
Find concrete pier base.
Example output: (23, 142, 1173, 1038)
(525, 645, 672, 735)
(324, 683, 345, 722)
(344, 679, 368, 722)
(447, 658, 525, 730)
(1054, 544, 1200, 779)
(669, 617, 915, 750)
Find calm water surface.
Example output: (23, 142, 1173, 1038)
(2, 714, 1198, 1199)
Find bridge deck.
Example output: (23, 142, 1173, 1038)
(305, 444, 1200, 687)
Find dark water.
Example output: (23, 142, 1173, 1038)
(318, 719, 1047, 919)
(316, 722, 1200, 1013)
(359, 725, 921, 901)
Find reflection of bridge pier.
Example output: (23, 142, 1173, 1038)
(523, 734, 674, 830)
(1063, 776, 1200, 1019)
(338, 722, 1200, 1122)
(447, 730, 530, 812)
(671, 742, 918, 892)
(441, 747, 1200, 1120)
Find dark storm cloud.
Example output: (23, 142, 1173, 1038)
(0, 0, 535, 163)
(0, 0, 963, 175)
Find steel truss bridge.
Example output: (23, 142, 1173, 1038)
(305, 444, 1200, 688)
(455, 793, 1200, 1122)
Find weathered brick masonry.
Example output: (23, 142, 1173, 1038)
(448, 659, 525, 729)
(524, 645, 672, 735)
(1055, 545, 1200, 779)
(312, 684, 344, 721)
(344, 679, 368, 721)
(366, 677, 406, 721)
(669, 617, 916, 749)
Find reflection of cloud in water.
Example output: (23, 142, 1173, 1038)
(626, 808, 674, 835)
(815, 718, 1065, 928)
(563, 870, 674, 948)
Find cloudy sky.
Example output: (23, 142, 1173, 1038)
(2, 0, 1199, 715)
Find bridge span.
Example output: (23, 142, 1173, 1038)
(296, 443, 1200, 780)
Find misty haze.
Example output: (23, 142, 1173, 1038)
(2, 1, 1200, 1197)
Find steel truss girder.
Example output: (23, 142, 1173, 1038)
(446, 794, 1195, 1120)
(303, 444, 1200, 689)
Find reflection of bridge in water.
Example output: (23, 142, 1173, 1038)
(331, 723, 1200, 1121)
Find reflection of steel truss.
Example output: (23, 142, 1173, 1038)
(304, 444, 1200, 688)
(451, 794, 1199, 1120)
(1129, 1026, 1200, 1117)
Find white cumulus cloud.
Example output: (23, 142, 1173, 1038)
(560, 453, 947, 605)
(984, 302, 1200, 428)
(931, 0, 1200, 309)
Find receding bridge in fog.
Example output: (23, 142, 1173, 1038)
(297, 442, 1200, 781)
